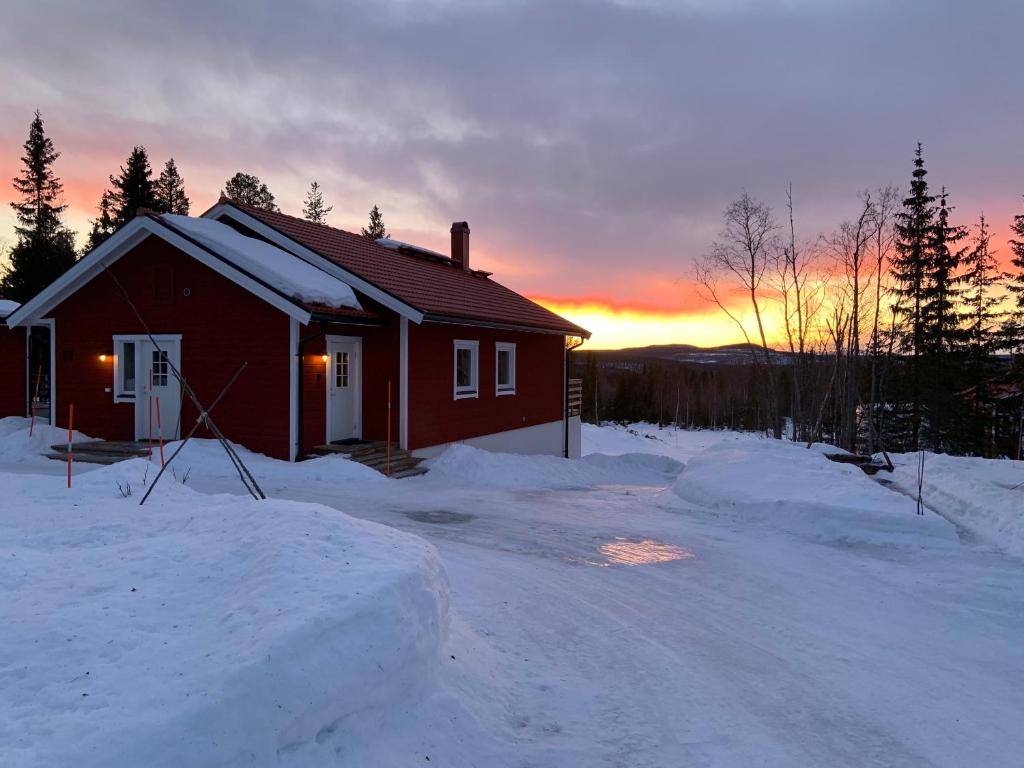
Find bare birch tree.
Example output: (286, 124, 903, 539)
(696, 192, 782, 437)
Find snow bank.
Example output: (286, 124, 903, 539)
(163, 215, 361, 310)
(887, 451, 1024, 557)
(674, 439, 957, 546)
(1, 461, 449, 767)
(422, 443, 682, 489)
(582, 421, 764, 464)
(0, 416, 94, 464)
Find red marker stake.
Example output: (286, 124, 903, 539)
(67, 403, 74, 489)
(386, 380, 392, 477)
(148, 368, 154, 460)
(156, 396, 165, 467)
(28, 364, 42, 437)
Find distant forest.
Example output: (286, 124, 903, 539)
(575, 145, 1024, 460)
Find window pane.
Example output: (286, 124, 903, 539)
(336, 351, 349, 388)
(122, 342, 135, 393)
(456, 348, 472, 388)
(497, 350, 510, 386)
(152, 350, 169, 387)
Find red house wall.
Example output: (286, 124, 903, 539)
(298, 318, 400, 456)
(0, 326, 26, 418)
(45, 235, 291, 459)
(407, 323, 564, 450)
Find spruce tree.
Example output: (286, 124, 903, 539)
(302, 180, 332, 224)
(154, 158, 190, 215)
(1006, 199, 1024, 356)
(921, 188, 969, 450)
(109, 146, 158, 227)
(0, 110, 77, 302)
(959, 214, 1004, 454)
(891, 143, 936, 449)
(223, 172, 278, 211)
(86, 190, 117, 251)
(361, 204, 388, 240)
(923, 188, 968, 354)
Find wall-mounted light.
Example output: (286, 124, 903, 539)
(99, 354, 110, 362)
(320, 354, 329, 363)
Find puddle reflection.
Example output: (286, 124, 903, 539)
(598, 538, 694, 566)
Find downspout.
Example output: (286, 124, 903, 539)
(564, 336, 585, 458)
(296, 320, 327, 460)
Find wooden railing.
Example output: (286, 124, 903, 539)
(567, 378, 583, 417)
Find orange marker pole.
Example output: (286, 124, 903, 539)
(28, 364, 42, 437)
(148, 368, 153, 460)
(156, 396, 165, 467)
(67, 403, 74, 489)
(386, 380, 392, 477)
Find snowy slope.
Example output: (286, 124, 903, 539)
(163, 215, 360, 309)
(888, 451, 1024, 557)
(0, 461, 451, 767)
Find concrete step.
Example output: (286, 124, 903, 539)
(307, 442, 427, 478)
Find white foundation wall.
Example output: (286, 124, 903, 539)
(413, 418, 580, 460)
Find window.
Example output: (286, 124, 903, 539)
(335, 351, 349, 388)
(151, 350, 169, 387)
(453, 340, 479, 399)
(496, 342, 516, 395)
(114, 340, 136, 400)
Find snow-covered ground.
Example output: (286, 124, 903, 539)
(2, 418, 1023, 766)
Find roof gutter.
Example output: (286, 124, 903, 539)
(422, 313, 591, 339)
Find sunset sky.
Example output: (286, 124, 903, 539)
(1, 0, 1022, 349)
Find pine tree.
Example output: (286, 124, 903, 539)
(1006, 199, 1024, 356)
(960, 214, 1004, 454)
(922, 188, 968, 354)
(10, 110, 66, 240)
(891, 143, 936, 449)
(302, 180, 332, 224)
(0, 110, 77, 303)
(921, 188, 969, 450)
(86, 190, 117, 250)
(223, 172, 278, 211)
(361, 204, 388, 240)
(109, 146, 158, 227)
(154, 158, 190, 215)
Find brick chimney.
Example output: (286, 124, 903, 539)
(451, 221, 470, 271)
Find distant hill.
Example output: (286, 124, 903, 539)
(583, 343, 792, 368)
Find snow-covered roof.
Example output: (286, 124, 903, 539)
(0, 299, 20, 319)
(375, 237, 449, 261)
(162, 215, 361, 311)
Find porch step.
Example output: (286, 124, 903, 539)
(46, 440, 153, 465)
(307, 441, 428, 478)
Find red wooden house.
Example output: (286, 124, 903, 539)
(1, 201, 588, 463)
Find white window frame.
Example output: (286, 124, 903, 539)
(495, 342, 516, 396)
(453, 339, 479, 400)
(112, 334, 181, 403)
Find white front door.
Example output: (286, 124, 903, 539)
(137, 340, 182, 440)
(327, 338, 361, 442)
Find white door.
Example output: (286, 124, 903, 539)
(327, 338, 360, 442)
(137, 340, 182, 440)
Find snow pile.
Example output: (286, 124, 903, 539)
(423, 442, 682, 489)
(674, 438, 957, 546)
(1, 462, 450, 767)
(888, 451, 1024, 557)
(163, 215, 361, 310)
(0, 416, 94, 464)
(0, 298, 20, 318)
(582, 421, 764, 464)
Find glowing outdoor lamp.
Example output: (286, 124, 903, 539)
(99, 353, 110, 362)
(320, 353, 329, 363)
